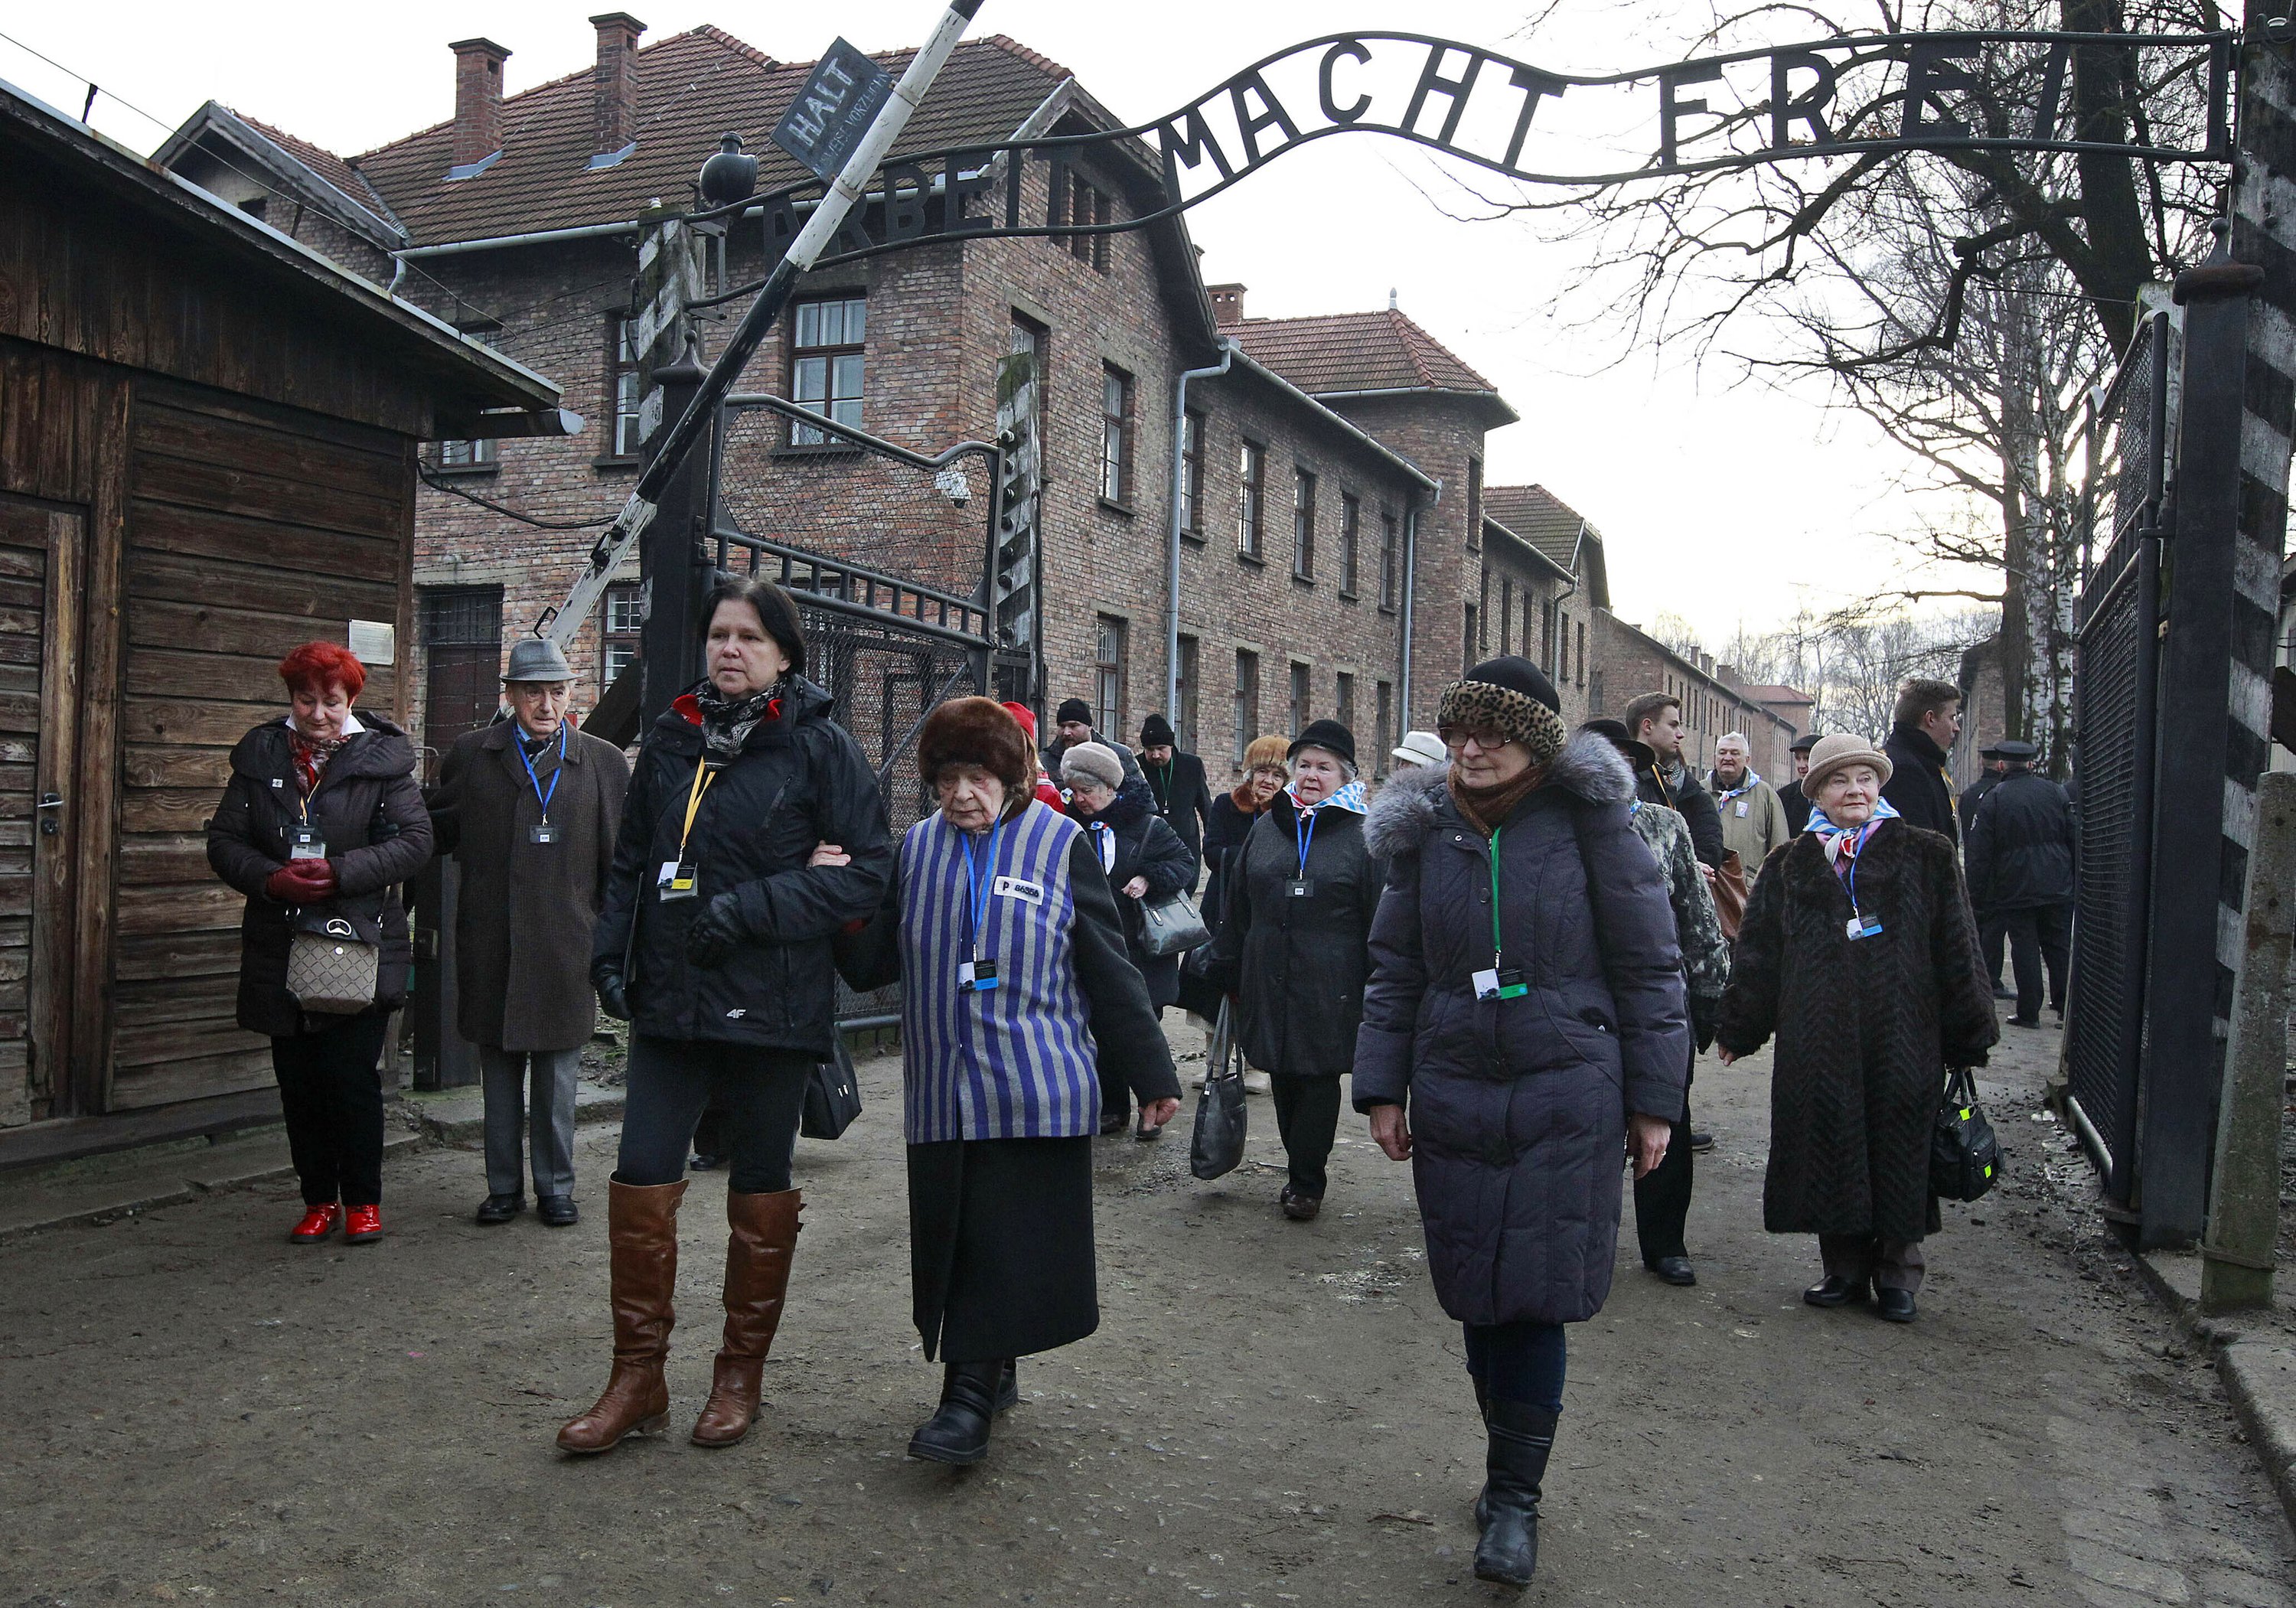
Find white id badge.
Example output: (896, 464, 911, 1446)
(1735, 801, 1750, 817)
(1472, 968, 1500, 1000)
(657, 859, 698, 901)
(958, 959, 1000, 992)
(288, 827, 327, 861)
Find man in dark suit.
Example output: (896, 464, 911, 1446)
(1965, 740, 2076, 1026)
(1623, 691, 1724, 867)
(1959, 744, 2011, 996)
(1137, 713, 1212, 891)
(1880, 677, 1963, 844)
(1777, 732, 1820, 835)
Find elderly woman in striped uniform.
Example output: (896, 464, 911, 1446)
(833, 697, 1179, 1465)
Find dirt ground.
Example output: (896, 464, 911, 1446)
(2, 1016, 2291, 1607)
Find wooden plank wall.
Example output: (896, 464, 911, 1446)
(108, 379, 412, 1112)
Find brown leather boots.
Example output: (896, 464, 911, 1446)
(690, 1187, 802, 1447)
(556, 1179, 802, 1456)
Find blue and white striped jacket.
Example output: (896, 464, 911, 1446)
(897, 799, 1103, 1142)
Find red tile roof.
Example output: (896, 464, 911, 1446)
(227, 109, 402, 227)
(1231, 308, 1506, 409)
(1735, 683, 1815, 706)
(1484, 484, 1597, 568)
(253, 29, 1074, 248)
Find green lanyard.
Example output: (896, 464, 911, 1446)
(1486, 827, 1527, 999)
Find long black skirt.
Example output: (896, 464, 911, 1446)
(908, 1135, 1096, 1364)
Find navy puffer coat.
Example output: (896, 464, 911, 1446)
(1354, 736, 1689, 1327)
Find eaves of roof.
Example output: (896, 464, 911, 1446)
(1483, 517, 1573, 584)
(1221, 346, 1439, 492)
(153, 101, 409, 249)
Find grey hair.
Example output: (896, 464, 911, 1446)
(1717, 730, 1750, 749)
(1290, 749, 1360, 784)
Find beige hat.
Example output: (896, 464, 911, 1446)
(1391, 729, 1447, 768)
(1059, 740, 1124, 792)
(1802, 732, 1893, 796)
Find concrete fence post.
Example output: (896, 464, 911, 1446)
(2201, 769, 2296, 1311)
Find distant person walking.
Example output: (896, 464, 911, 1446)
(1716, 733, 1998, 1325)
(1707, 732, 1789, 882)
(1202, 719, 1381, 1220)
(427, 638, 629, 1228)
(1959, 744, 2012, 996)
(1137, 713, 1212, 889)
(1201, 735, 1288, 936)
(1039, 697, 1146, 794)
(1358, 658, 1686, 1589)
(1624, 692, 1724, 867)
(1776, 732, 1820, 835)
(1964, 739, 2075, 1028)
(1880, 678, 1963, 844)
(1000, 702, 1068, 813)
(207, 642, 431, 1246)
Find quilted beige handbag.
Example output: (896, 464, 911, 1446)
(287, 915, 379, 1015)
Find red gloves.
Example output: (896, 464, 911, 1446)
(265, 860, 338, 902)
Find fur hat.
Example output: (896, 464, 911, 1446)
(919, 697, 1035, 801)
(1242, 735, 1290, 772)
(1802, 732, 1893, 796)
(1438, 656, 1566, 767)
(1060, 741, 1124, 792)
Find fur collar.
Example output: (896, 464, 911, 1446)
(1363, 731, 1632, 859)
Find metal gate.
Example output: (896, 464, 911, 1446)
(2066, 311, 2171, 1200)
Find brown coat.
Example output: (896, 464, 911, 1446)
(429, 720, 630, 1052)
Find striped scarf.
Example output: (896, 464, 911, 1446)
(1805, 797, 1901, 880)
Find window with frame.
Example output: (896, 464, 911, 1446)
(1499, 578, 1513, 654)
(1094, 615, 1127, 736)
(607, 315, 644, 459)
(1176, 634, 1201, 753)
(603, 582, 643, 689)
(1576, 621, 1587, 687)
(1339, 493, 1360, 598)
(1234, 650, 1260, 765)
(1180, 409, 1205, 536)
(790, 295, 866, 445)
(1375, 680, 1393, 779)
(1463, 605, 1478, 674)
(1101, 365, 1135, 504)
(1379, 509, 1399, 611)
(1335, 671, 1355, 739)
(1237, 440, 1266, 559)
(1466, 457, 1483, 550)
(1558, 608, 1570, 680)
(435, 435, 497, 471)
(1292, 468, 1316, 580)
(1289, 660, 1310, 736)
(1047, 165, 1112, 271)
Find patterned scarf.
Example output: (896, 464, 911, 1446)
(1805, 796, 1901, 880)
(1711, 768, 1763, 804)
(289, 731, 345, 798)
(1287, 778, 1366, 819)
(694, 679, 785, 760)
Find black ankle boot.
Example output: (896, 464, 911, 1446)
(993, 1357, 1019, 1414)
(1474, 1398, 1557, 1588)
(908, 1361, 1003, 1465)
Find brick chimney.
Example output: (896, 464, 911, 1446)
(589, 13, 645, 156)
(1208, 283, 1247, 326)
(448, 38, 511, 168)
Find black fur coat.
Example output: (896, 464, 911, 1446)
(1717, 820, 1998, 1241)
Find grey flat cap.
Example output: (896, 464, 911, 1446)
(504, 638, 574, 683)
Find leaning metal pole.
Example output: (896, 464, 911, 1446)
(546, 0, 987, 651)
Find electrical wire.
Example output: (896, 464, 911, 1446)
(417, 466, 618, 529)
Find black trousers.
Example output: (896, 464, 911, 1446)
(1463, 1320, 1567, 1412)
(1270, 1073, 1342, 1198)
(617, 1036, 810, 1195)
(2004, 903, 2072, 1021)
(1978, 908, 2007, 987)
(1632, 1101, 1695, 1263)
(272, 1013, 390, 1208)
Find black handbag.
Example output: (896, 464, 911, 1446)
(1930, 1066, 2001, 1202)
(1138, 890, 1211, 957)
(1189, 997, 1249, 1180)
(801, 1034, 863, 1140)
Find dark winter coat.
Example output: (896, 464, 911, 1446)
(207, 715, 434, 1038)
(1201, 791, 1382, 1078)
(1964, 770, 2076, 911)
(1881, 723, 1959, 846)
(1141, 749, 1214, 877)
(1717, 821, 1999, 1242)
(592, 677, 892, 1054)
(1199, 791, 1267, 934)
(428, 720, 630, 1052)
(1642, 760, 1725, 867)
(1956, 771, 2002, 838)
(1072, 778, 1197, 1009)
(1355, 737, 1689, 1327)
(1779, 778, 1813, 836)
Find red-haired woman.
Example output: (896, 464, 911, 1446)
(207, 641, 432, 1243)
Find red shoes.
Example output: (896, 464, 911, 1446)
(289, 1203, 341, 1243)
(343, 1204, 382, 1243)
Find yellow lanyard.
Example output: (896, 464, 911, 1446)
(677, 760, 719, 864)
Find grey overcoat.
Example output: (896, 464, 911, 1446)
(429, 720, 630, 1052)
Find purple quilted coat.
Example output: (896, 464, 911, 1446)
(1355, 735, 1689, 1326)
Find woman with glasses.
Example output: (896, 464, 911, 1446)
(1199, 720, 1381, 1221)
(1357, 657, 1686, 1588)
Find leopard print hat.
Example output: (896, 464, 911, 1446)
(1437, 656, 1567, 767)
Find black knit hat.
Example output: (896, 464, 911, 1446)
(1287, 717, 1357, 768)
(1055, 697, 1093, 727)
(1139, 712, 1176, 747)
(1438, 656, 1567, 765)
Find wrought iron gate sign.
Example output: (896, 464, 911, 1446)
(729, 28, 2232, 276)
(773, 38, 898, 182)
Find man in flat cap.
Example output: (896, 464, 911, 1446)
(1776, 731, 1821, 835)
(1962, 739, 2074, 1028)
(429, 639, 631, 1225)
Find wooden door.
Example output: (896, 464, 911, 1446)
(0, 497, 83, 1125)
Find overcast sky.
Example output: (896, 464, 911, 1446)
(4, 0, 1994, 651)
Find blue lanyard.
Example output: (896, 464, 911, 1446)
(1844, 822, 1873, 917)
(1296, 802, 1319, 879)
(961, 819, 1005, 958)
(516, 724, 566, 822)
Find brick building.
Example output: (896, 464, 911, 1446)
(155, 17, 1807, 781)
